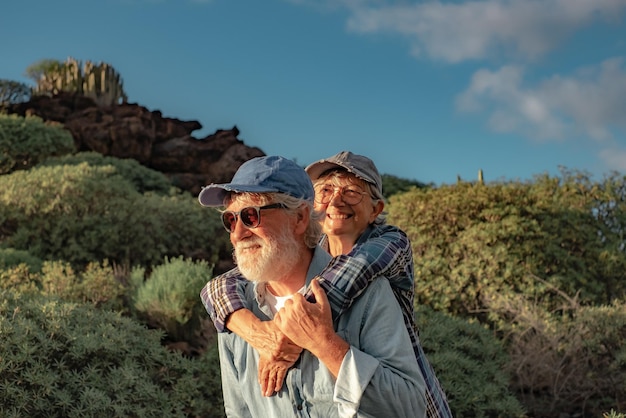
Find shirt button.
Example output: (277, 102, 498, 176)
(297, 405, 303, 410)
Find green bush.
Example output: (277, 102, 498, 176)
(39, 260, 127, 311)
(416, 306, 525, 417)
(0, 289, 224, 418)
(133, 257, 213, 346)
(0, 163, 223, 269)
(0, 259, 126, 311)
(0, 114, 75, 174)
(0, 263, 40, 294)
(0, 247, 43, 272)
(41, 151, 174, 195)
(388, 172, 626, 321)
(389, 171, 626, 416)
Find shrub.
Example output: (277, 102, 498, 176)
(40, 260, 126, 311)
(0, 114, 75, 174)
(0, 289, 225, 418)
(0, 163, 223, 269)
(0, 263, 40, 294)
(41, 151, 174, 195)
(416, 306, 525, 417)
(0, 247, 43, 272)
(133, 257, 213, 347)
(488, 293, 626, 417)
(389, 172, 626, 415)
(1, 258, 128, 313)
(388, 172, 626, 321)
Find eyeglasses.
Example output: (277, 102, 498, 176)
(314, 184, 369, 205)
(221, 203, 286, 233)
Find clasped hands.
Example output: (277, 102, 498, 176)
(258, 279, 334, 396)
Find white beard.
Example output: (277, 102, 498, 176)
(234, 228, 301, 282)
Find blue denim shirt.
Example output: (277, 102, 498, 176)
(218, 246, 427, 417)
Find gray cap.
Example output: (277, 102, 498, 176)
(198, 155, 314, 207)
(305, 151, 383, 197)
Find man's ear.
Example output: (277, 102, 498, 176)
(295, 204, 310, 234)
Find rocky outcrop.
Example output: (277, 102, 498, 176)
(6, 92, 265, 195)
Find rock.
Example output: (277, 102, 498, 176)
(6, 92, 265, 195)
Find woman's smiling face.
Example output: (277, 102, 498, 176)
(313, 170, 382, 241)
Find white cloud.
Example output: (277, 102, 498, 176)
(345, 0, 626, 63)
(456, 58, 626, 141)
(599, 146, 626, 171)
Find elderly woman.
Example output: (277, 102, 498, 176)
(200, 151, 451, 417)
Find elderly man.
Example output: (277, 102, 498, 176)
(198, 155, 426, 417)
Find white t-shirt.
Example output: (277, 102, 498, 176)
(264, 285, 306, 315)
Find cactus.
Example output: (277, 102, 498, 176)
(81, 59, 128, 106)
(31, 57, 128, 106)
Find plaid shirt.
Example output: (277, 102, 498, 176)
(200, 224, 452, 417)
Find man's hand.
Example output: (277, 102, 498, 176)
(258, 355, 292, 397)
(252, 319, 302, 363)
(274, 279, 349, 377)
(225, 309, 302, 396)
(255, 320, 302, 396)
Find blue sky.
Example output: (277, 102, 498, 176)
(3, 0, 626, 186)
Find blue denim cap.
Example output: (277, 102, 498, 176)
(198, 155, 314, 207)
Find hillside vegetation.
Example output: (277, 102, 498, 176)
(388, 175, 626, 416)
(1, 109, 625, 417)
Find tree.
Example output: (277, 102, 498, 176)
(0, 79, 31, 105)
(24, 58, 66, 95)
(381, 173, 430, 198)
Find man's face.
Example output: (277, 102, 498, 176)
(226, 195, 299, 282)
(313, 173, 381, 241)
